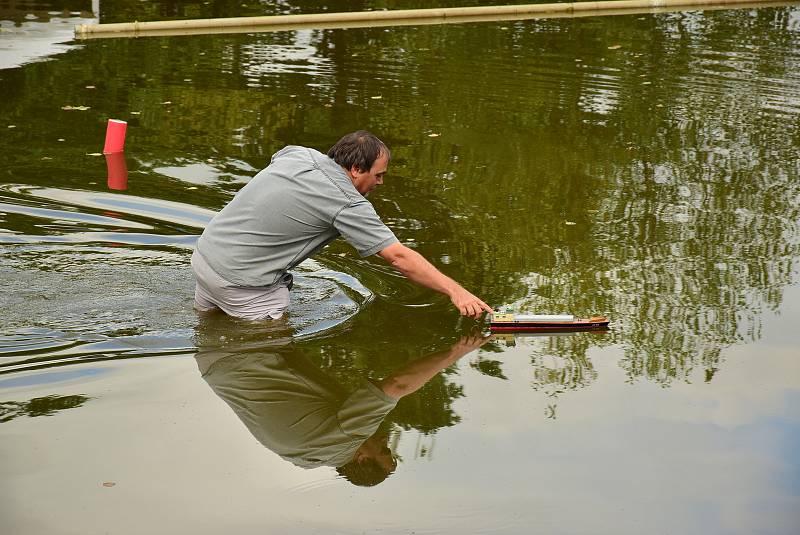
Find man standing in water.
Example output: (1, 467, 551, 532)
(192, 130, 492, 321)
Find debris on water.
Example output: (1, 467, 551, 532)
(608, 45, 622, 50)
(428, 133, 440, 137)
(161, 101, 172, 105)
(131, 111, 141, 115)
(371, 95, 382, 100)
(86, 153, 102, 156)
(102, 482, 115, 487)
(565, 221, 577, 225)
(8, 125, 15, 128)
(85, 85, 95, 89)
(61, 105, 90, 111)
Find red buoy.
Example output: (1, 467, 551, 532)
(103, 119, 127, 154)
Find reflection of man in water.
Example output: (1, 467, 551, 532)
(195, 319, 489, 486)
(191, 130, 492, 321)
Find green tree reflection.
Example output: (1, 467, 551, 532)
(0, 395, 90, 422)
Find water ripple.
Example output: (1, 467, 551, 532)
(0, 185, 216, 231)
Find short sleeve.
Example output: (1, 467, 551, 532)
(333, 200, 399, 257)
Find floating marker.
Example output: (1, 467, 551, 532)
(103, 119, 127, 154)
(105, 152, 128, 190)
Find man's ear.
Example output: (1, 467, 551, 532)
(349, 165, 363, 176)
(352, 448, 367, 463)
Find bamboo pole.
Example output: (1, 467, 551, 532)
(74, 0, 797, 39)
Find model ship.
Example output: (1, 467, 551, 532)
(489, 311, 609, 332)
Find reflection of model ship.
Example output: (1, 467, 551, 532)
(490, 312, 609, 332)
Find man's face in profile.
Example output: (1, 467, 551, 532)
(349, 152, 389, 196)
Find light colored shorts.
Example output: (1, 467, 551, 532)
(191, 249, 292, 321)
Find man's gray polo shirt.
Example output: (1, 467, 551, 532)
(196, 146, 398, 287)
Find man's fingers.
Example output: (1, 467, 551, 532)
(452, 291, 493, 317)
(464, 301, 488, 318)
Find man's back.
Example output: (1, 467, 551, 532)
(196, 146, 396, 287)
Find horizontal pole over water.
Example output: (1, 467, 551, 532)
(74, 0, 798, 39)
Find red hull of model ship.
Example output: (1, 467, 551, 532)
(490, 318, 609, 332)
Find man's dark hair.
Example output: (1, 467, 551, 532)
(327, 130, 390, 173)
(335, 457, 393, 487)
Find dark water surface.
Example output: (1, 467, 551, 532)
(2, 2, 799, 534)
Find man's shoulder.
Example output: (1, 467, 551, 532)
(271, 145, 318, 162)
(269, 145, 361, 202)
(270, 145, 332, 169)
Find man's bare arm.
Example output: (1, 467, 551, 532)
(378, 242, 493, 318)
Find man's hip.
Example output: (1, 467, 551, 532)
(191, 249, 292, 321)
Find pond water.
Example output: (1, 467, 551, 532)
(2, 2, 800, 534)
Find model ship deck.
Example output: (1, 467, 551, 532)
(489, 313, 609, 332)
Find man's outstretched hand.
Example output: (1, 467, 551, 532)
(378, 243, 494, 318)
(449, 287, 494, 318)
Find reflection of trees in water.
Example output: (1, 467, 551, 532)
(530, 351, 597, 420)
(493, 333, 600, 419)
(392, 372, 464, 433)
(379, 9, 800, 386)
(594, 91, 800, 383)
(0, 394, 90, 423)
(528, 337, 598, 394)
